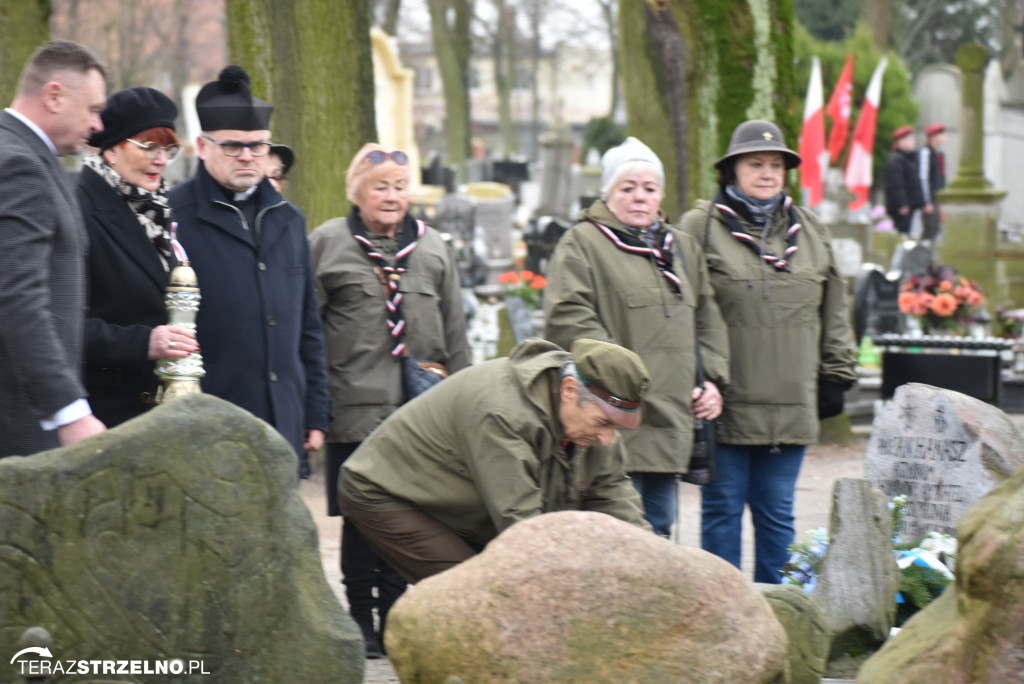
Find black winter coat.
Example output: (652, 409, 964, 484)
(78, 165, 176, 427)
(884, 149, 925, 218)
(168, 163, 331, 456)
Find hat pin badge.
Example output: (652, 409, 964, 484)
(763, 132, 773, 140)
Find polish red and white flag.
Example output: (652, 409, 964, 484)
(827, 54, 854, 161)
(845, 57, 888, 211)
(798, 57, 826, 207)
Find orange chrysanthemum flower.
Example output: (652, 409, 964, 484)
(931, 293, 959, 317)
(898, 291, 919, 314)
(938, 280, 953, 292)
(531, 275, 547, 290)
(520, 270, 535, 281)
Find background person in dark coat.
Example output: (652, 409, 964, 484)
(168, 66, 331, 474)
(78, 87, 200, 427)
(0, 40, 107, 456)
(918, 122, 947, 242)
(884, 125, 925, 235)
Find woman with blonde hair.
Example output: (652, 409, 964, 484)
(309, 143, 469, 656)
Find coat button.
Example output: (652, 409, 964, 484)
(258, 262, 267, 271)
(266, 315, 277, 326)
(269, 371, 278, 382)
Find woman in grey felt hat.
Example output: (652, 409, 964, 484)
(544, 137, 730, 538)
(678, 120, 857, 583)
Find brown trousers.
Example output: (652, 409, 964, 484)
(338, 493, 481, 583)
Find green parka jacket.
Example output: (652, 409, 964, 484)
(678, 198, 857, 446)
(341, 339, 650, 546)
(309, 216, 470, 443)
(543, 201, 730, 474)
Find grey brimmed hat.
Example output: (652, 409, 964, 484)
(714, 120, 801, 171)
(571, 338, 651, 430)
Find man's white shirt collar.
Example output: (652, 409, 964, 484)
(5, 108, 58, 155)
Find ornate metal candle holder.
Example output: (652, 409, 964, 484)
(154, 260, 205, 402)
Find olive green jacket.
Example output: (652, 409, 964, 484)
(543, 201, 729, 473)
(309, 217, 470, 443)
(341, 339, 650, 546)
(678, 199, 857, 445)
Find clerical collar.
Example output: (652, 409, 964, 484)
(233, 185, 258, 202)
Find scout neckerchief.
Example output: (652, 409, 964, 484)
(712, 189, 801, 272)
(347, 207, 425, 358)
(587, 218, 683, 297)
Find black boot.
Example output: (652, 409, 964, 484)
(376, 562, 408, 656)
(342, 519, 384, 658)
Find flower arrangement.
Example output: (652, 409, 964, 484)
(783, 495, 955, 626)
(897, 265, 985, 334)
(497, 269, 547, 309)
(995, 307, 1024, 339)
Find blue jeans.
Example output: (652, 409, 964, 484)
(700, 444, 805, 583)
(630, 472, 678, 537)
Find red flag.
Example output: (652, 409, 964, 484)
(845, 57, 888, 211)
(799, 57, 826, 207)
(826, 54, 854, 160)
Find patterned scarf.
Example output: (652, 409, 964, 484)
(83, 153, 175, 271)
(587, 218, 683, 297)
(347, 207, 425, 358)
(713, 188, 801, 272)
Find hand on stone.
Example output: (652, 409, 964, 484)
(149, 325, 199, 360)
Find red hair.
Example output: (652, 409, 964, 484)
(121, 126, 178, 146)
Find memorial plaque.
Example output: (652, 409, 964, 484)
(864, 384, 1024, 540)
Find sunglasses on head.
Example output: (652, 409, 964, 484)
(363, 149, 408, 166)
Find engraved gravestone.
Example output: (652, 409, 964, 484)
(864, 383, 1024, 540)
(0, 394, 363, 684)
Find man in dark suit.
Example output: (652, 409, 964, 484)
(0, 41, 108, 457)
(168, 66, 330, 478)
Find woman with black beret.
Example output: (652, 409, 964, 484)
(78, 87, 200, 426)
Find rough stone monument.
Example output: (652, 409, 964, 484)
(811, 479, 901, 677)
(386, 511, 789, 683)
(865, 383, 1024, 540)
(536, 119, 576, 221)
(755, 584, 830, 684)
(857, 455, 1024, 682)
(0, 395, 363, 684)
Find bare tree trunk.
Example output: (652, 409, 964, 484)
(528, 0, 541, 161)
(380, 0, 401, 35)
(225, 0, 376, 228)
(597, 0, 619, 117)
(493, 0, 516, 157)
(619, 0, 797, 218)
(427, 0, 472, 181)
(0, 0, 51, 108)
(861, 0, 893, 54)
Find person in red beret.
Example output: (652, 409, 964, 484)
(884, 125, 925, 235)
(919, 123, 947, 242)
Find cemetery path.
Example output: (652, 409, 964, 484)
(297, 431, 873, 683)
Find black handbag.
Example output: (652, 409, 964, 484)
(674, 222, 718, 486)
(402, 355, 447, 401)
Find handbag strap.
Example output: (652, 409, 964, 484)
(671, 230, 706, 391)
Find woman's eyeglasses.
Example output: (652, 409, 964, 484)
(125, 138, 182, 161)
(362, 149, 408, 166)
(202, 136, 272, 158)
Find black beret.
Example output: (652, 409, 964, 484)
(195, 65, 273, 132)
(88, 87, 177, 151)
